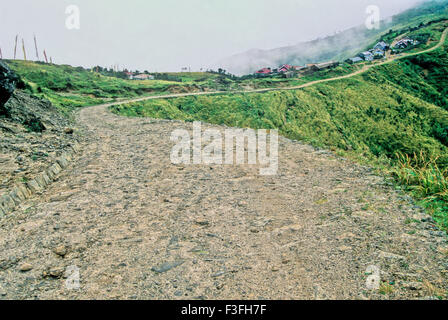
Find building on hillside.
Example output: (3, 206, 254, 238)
(284, 71, 296, 78)
(316, 61, 339, 70)
(299, 64, 319, 75)
(278, 64, 294, 73)
(294, 66, 306, 72)
(373, 49, 385, 58)
(394, 39, 409, 49)
(374, 41, 389, 51)
(346, 57, 363, 64)
(131, 74, 154, 80)
(394, 38, 419, 49)
(306, 63, 319, 70)
(276, 64, 305, 78)
(125, 71, 134, 79)
(255, 67, 272, 77)
(359, 51, 374, 61)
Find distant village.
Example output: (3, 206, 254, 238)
(87, 66, 157, 81)
(254, 61, 340, 78)
(89, 35, 421, 81)
(253, 36, 420, 79)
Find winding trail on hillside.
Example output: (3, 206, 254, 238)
(0, 28, 447, 300)
(97, 26, 448, 108)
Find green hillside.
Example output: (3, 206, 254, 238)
(3, 59, 366, 115)
(4, 61, 219, 114)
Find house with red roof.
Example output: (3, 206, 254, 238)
(124, 71, 135, 79)
(278, 64, 294, 73)
(255, 67, 272, 74)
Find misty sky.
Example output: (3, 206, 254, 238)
(0, 0, 426, 72)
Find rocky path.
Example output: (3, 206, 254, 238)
(0, 103, 447, 300)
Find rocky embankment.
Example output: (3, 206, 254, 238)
(0, 62, 81, 215)
(0, 61, 18, 108)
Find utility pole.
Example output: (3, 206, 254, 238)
(14, 35, 18, 59)
(0, 47, 3, 59)
(34, 34, 39, 60)
(22, 38, 27, 61)
(43, 50, 48, 63)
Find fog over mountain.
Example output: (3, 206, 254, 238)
(216, 1, 437, 75)
(214, 28, 384, 75)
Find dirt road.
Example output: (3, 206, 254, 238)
(0, 103, 447, 299)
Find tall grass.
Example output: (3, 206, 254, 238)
(394, 152, 448, 202)
(393, 152, 448, 230)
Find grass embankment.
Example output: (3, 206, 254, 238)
(4, 59, 369, 115)
(5, 61, 215, 114)
(112, 46, 448, 231)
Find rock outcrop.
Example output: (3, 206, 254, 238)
(2, 91, 58, 132)
(0, 61, 19, 112)
(0, 91, 79, 198)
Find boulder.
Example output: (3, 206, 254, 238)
(0, 61, 18, 112)
(2, 91, 58, 132)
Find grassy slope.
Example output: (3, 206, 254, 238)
(5, 59, 366, 114)
(112, 38, 448, 230)
(5, 60, 219, 114)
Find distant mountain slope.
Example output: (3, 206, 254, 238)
(217, 0, 448, 75)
